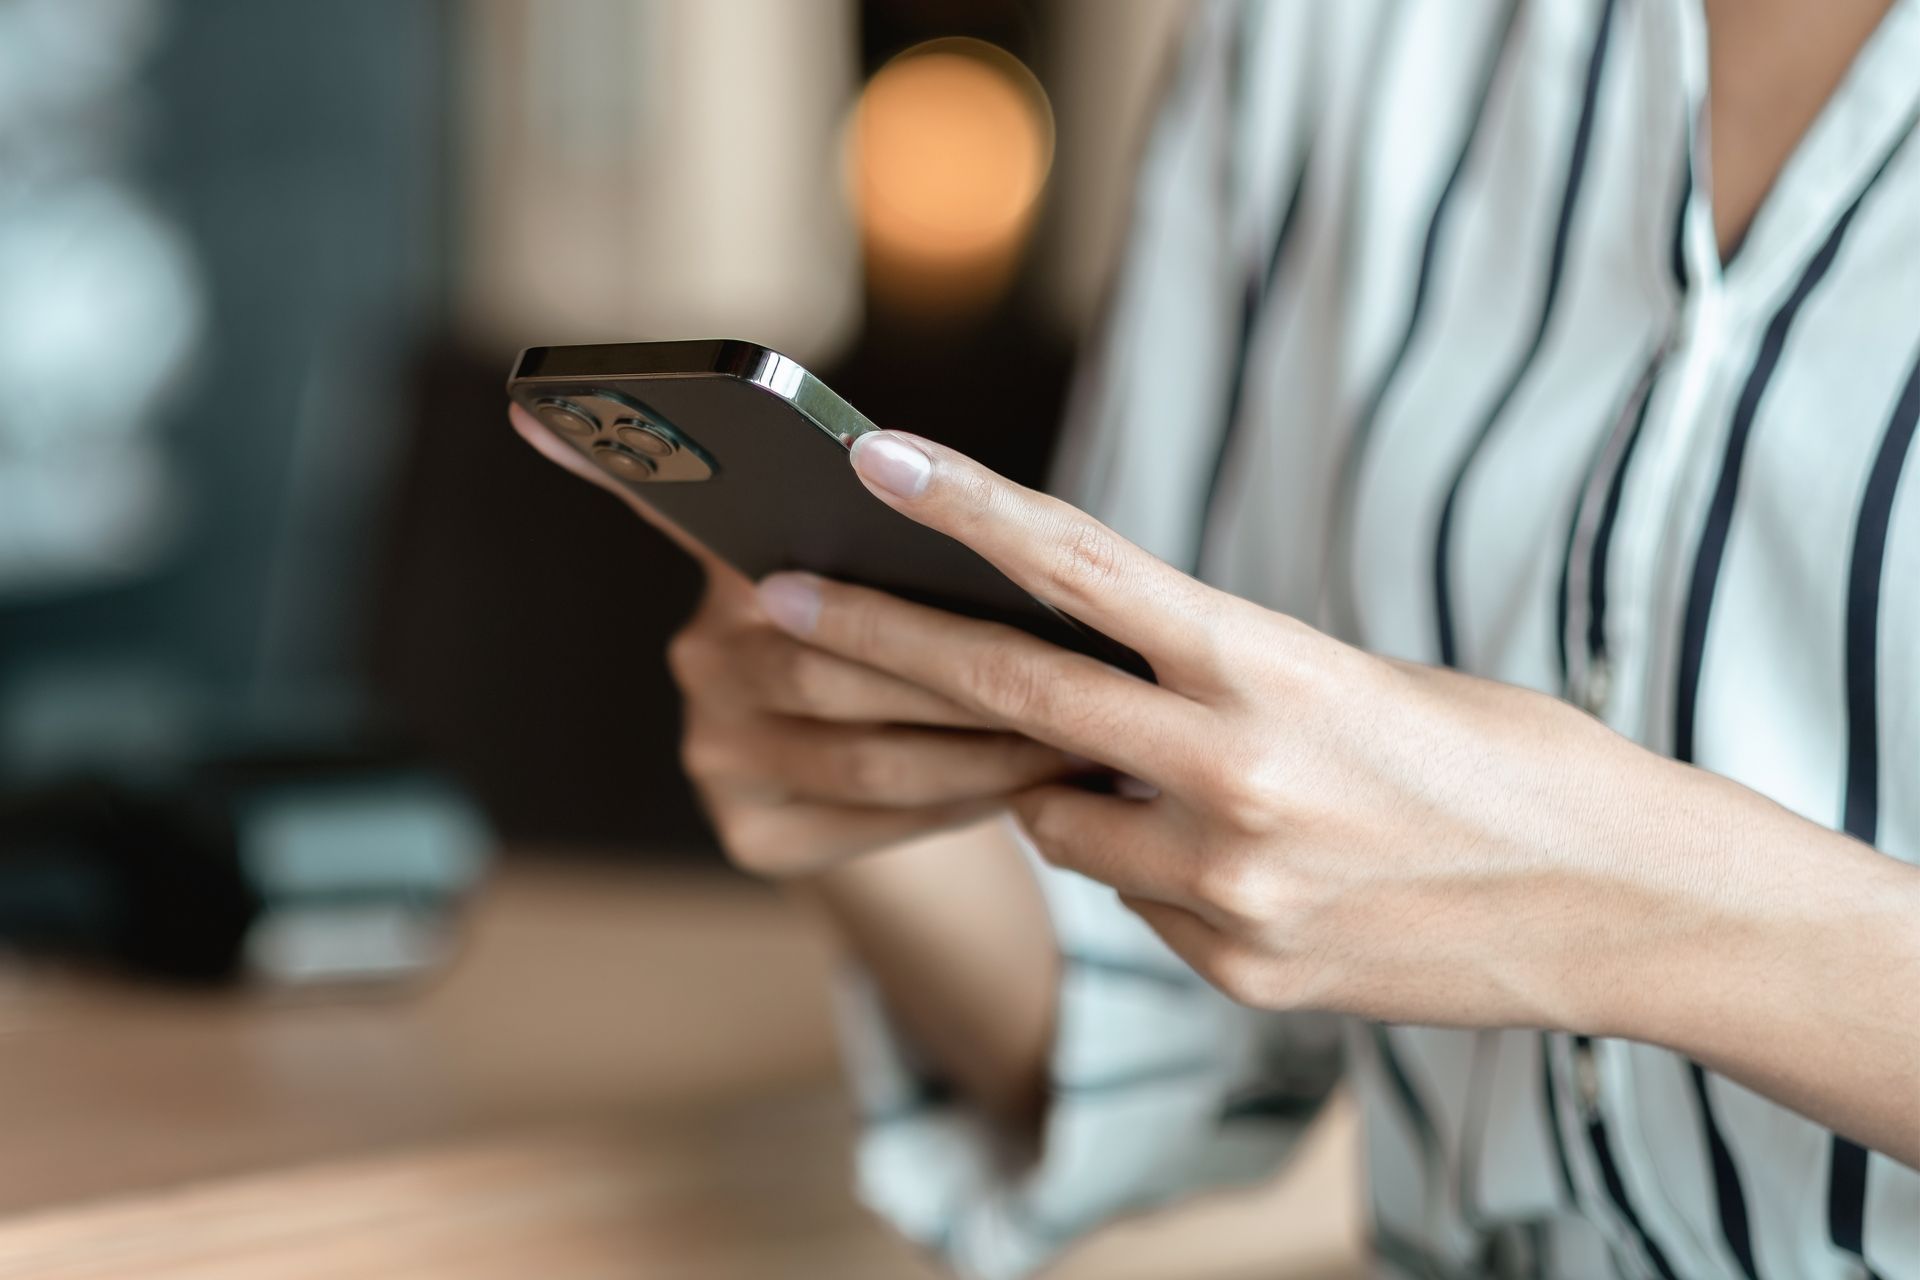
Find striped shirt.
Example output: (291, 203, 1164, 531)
(834, 1, 1920, 1276)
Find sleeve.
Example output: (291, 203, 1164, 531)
(1047, 0, 1329, 566)
(834, 824, 1345, 1280)
(1044, 0, 1248, 566)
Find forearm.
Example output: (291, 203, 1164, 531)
(791, 815, 1058, 1132)
(1586, 753, 1920, 1166)
(1366, 662, 1918, 1159)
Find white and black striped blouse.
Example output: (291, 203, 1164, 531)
(834, 1, 1920, 1275)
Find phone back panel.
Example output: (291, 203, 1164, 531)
(507, 340, 1149, 678)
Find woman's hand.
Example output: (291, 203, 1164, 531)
(754, 431, 1920, 1163)
(508, 405, 1081, 878)
(748, 430, 1654, 1029)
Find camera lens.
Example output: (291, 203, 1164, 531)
(533, 398, 600, 440)
(614, 421, 678, 457)
(592, 443, 656, 481)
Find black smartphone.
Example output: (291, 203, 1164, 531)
(506, 339, 1150, 679)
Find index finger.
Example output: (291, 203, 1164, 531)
(845, 430, 1229, 689)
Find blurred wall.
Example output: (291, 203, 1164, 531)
(0, 0, 199, 602)
(457, 0, 862, 367)
(0, 0, 444, 774)
(0, 0, 1193, 856)
(1039, 0, 1195, 334)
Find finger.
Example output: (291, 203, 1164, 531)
(757, 572, 1204, 786)
(1010, 785, 1210, 914)
(1115, 893, 1234, 989)
(846, 430, 1231, 687)
(509, 402, 737, 581)
(711, 792, 1010, 878)
(691, 718, 1081, 809)
(726, 629, 994, 728)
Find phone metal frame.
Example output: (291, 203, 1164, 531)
(509, 339, 878, 456)
(506, 339, 1154, 681)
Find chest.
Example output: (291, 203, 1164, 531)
(1205, 0, 1920, 846)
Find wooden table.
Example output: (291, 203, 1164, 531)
(0, 861, 1362, 1277)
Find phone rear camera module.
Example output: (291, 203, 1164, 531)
(541, 393, 714, 482)
(592, 443, 657, 481)
(613, 421, 678, 458)
(533, 397, 600, 440)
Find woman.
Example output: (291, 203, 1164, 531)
(515, 0, 1919, 1274)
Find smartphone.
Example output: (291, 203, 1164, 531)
(506, 339, 1150, 679)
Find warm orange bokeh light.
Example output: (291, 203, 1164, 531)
(848, 39, 1053, 313)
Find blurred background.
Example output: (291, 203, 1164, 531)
(0, 0, 1187, 855)
(0, 1, 1364, 1275)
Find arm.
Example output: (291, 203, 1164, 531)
(755, 428, 1920, 1165)
(794, 817, 1057, 1132)
(1383, 662, 1920, 1163)
(1589, 734, 1920, 1162)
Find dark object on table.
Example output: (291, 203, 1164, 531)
(0, 751, 490, 985)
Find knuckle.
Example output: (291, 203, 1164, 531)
(1180, 596, 1241, 682)
(712, 809, 785, 878)
(678, 722, 735, 783)
(830, 736, 899, 801)
(1190, 851, 1276, 922)
(1195, 946, 1272, 1007)
(944, 465, 1003, 538)
(664, 628, 708, 686)
(669, 622, 749, 698)
(1195, 749, 1290, 835)
(1045, 516, 1126, 601)
(961, 646, 1051, 724)
(776, 645, 833, 715)
(1018, 792, 1069, 857)
(837, 594, 888, 663)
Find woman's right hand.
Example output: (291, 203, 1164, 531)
(509, 403, 1079, 879)
(667, 567, 1081, 877)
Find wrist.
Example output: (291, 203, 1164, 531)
(1573, 756, 1907, 1053)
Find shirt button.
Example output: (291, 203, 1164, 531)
(1582, 658, 1612, 717)
(1573, 1039, 1602, 1116)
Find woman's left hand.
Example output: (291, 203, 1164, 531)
(750, 432, 1845, 1038)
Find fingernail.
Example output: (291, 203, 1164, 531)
(1116, 775, 1160, 801)
(757, 573, 821, 636)
(850, 432, 932, 499)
